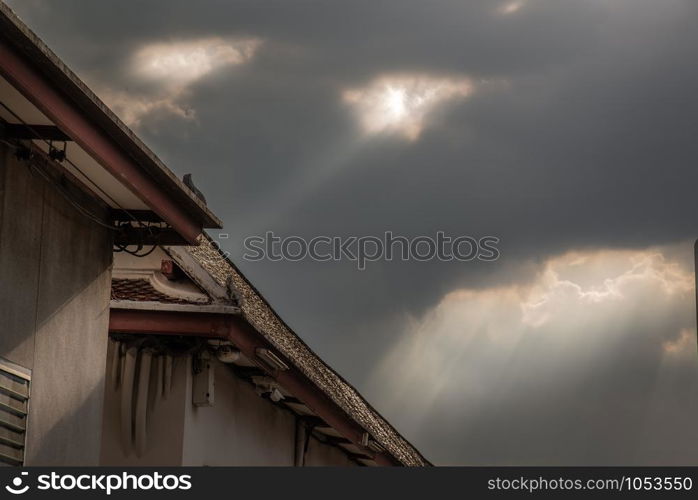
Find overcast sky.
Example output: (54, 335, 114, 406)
(8, 0, 698, 464)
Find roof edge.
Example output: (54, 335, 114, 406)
(0, 1, 222, 230)
(187, 233, 432, 466)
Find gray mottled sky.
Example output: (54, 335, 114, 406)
(8, 0, 698, 464)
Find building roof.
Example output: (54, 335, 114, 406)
(110, 241, 430, 465)
(184, 235, 430, 466)
(4, 0, 430, 466)
(0, 2, 222, 242)
(111, 278, 211, 305)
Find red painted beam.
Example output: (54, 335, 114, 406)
(109, 308, 400, 466)
(0, 39, 203, 243)
(109, 308, 231, 338)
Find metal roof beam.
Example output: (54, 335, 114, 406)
(0, 38, 204, 244)
(108, 308, 400, 466)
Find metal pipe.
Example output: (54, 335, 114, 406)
(294, 418, 307, 467)
(0, 39, 206, 243)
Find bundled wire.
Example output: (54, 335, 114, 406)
(0, 99, 168, 257)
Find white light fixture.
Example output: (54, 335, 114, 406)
(255, 348, 289, 371)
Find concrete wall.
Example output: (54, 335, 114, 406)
(182, 357, 297, 466)
(100, 341, 188, 466)
(100, 346, 357, 466)
(305, 434, 356, 466)
(182, 357, 357, 465)
(0, 144, 112, 465)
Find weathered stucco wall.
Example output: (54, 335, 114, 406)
(100, 340, 188, 466)
(305, 434, 356, 466)
(182, 357, 297, 465)
(0, 144, 112, 465)
(181, 357, 356, 466)
(100, 345, 356, 466)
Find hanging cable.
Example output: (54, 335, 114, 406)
(2, 137, 117, 230)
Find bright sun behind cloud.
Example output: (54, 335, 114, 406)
(343, 74, 473, 140)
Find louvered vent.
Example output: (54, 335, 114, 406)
(0, 358, 30, 466)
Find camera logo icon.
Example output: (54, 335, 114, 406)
(5, 472, 29, 495)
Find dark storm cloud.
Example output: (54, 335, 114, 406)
(7, 0, 698, 463)
(369, 245, 698, 464)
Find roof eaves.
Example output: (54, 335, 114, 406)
(186, 234, 431, 467)
(0, 1, 222, 230)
